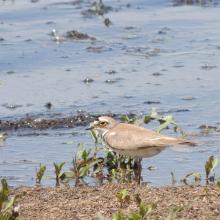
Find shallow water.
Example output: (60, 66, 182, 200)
(0, 0, 220, 187)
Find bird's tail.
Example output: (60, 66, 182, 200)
(177, 138, 197, 146)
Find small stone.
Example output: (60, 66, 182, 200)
(104, 18, 112, 27)
(45, 102, 52, 109)
(83, 78, 94, 84)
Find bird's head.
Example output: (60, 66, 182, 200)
(89, 116, 117, 135)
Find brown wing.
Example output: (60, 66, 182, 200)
(105, 123, 189, 150)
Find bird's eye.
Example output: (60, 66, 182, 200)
(100, 121, 107, 126)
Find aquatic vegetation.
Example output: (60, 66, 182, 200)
(60, 144, 101, 186)
(105, 152, 136, 184)
(0, 179, 19, 220)
(205, 156, 219, 184)
(180, 156, 219, 186)
(35, 164, 46, 185)
(120, 115, 137, 124)
(182, 172, 202, 185)
(54, 162, 65, 187)
(144, 109, 185, 135)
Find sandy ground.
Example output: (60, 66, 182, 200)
(14, 183, 220, 220)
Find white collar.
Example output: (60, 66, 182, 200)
(101, 130, 109, 140)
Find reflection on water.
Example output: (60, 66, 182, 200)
(0, 0, 220, 187)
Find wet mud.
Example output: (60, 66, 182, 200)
(0, 114, 96, 131)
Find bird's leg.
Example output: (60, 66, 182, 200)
(137, 158, 142, 184)
(134, 158, 142, 184)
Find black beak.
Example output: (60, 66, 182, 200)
(86, 127, 93, 130)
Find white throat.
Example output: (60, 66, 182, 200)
(101, 129, 109, 140)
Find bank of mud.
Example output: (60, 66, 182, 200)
(0, 113, 141, 131)
(14, 184, 220, 220)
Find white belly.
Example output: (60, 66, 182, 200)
(107, 145, 166, 158)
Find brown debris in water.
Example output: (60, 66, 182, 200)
(0, 113, 122, 131)
(65, 30, 96, 41)
(0, 114, 97, 131)
(14, 184, 220, 220)
(172, 0, 218, 6)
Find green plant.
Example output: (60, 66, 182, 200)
(60, 144, 102, 186)
(90, 129, 99, 144)
(54, 162, 65, 186)
(182, 172, 201, 185)
(99, 193, 158, 220)
(116, 189, 130, 208)
(124, 194, 157, 220)
(205, 156, 219, 184)
(216, 178, 220, 189)
(0, 179, 19, 220)
(113, 210, 125, 220)
(144, 109, 184, 135)
(121, 115, 137, 124)
(36, 164, 46, 185)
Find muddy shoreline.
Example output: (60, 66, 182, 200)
(0, 113, 140, 131)
(0, 114, 110, 131)
(14, 183, 220, 220)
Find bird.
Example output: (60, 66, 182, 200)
(89, 116, 194, 184)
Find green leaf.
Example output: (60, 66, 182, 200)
(116, 189, 128, 201)
(36, 164, 46, 184)
(2, 196, 15, 212)
(90, 129, 99, 144)
(205, 156, 219, 178)
(0, 179, 17, 220)
(156, 116, 174, 133)
(76, 143, 85, 159)
(121, 115, 130, 122)
(143, 115, 153, 124)
(183, 172, 201, 185)
(216, 178, 220, 189)
(0, 179, 10, 211)
(1, 179, 9, 197)
(79, 159, 101, 177)
(139, 202, 156, 218)
(76, 144, 91, 161)
(113, 211, 124, 220)
(60, 171, 75, 180)
(128, 212, 141, 220)
(82, 149, 91, 161)
(54, 162, 65, 177)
